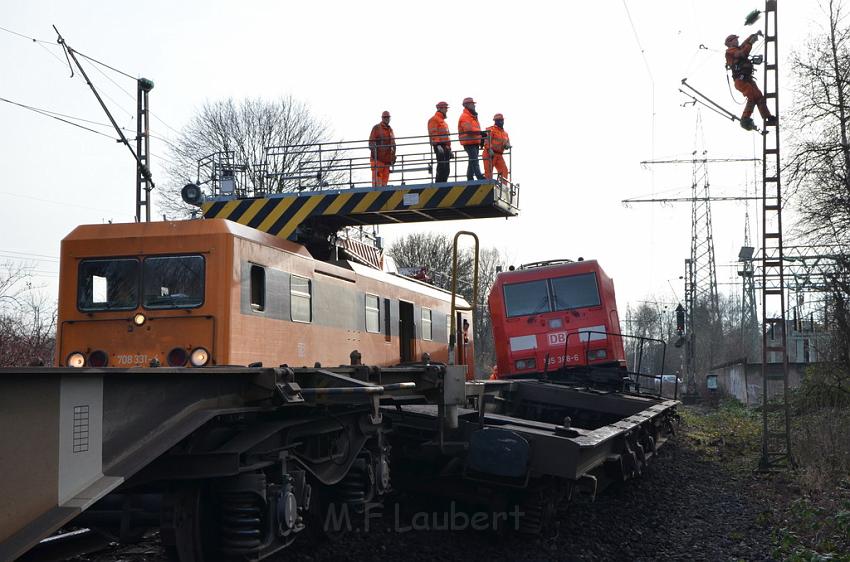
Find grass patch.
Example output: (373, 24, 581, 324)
(680, 399, 761, 469)
(681, 398, 850, 560)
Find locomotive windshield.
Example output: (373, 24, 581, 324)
(143, 256, 205, 309)
(503, 272, 601, 317)
(77, 255, 205, 311)
(78, 258, 140, 311)
(551, 272, 600, 310)
(503, 279, 550, 317)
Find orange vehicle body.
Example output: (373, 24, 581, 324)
(56, 219, 474, 376)
(488, 260, 625, 379)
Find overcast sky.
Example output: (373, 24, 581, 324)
(0, 1, 827, 316)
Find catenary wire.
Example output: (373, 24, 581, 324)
(1, 24, 182, 135)
(0, 95, 117, 140)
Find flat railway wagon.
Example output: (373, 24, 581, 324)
(0, 222, 678, 562)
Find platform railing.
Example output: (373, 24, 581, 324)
(194, 132, 518, 206)
(555, 330, 674, 399)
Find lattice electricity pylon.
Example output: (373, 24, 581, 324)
(684, 258, 696, 389)
(689, 116, 721, 330)
(758, 0, 794, 471)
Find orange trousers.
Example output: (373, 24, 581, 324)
(483, 151, 509, 180)
(734, 78, 770, 119)
(370, 159, 390, 187)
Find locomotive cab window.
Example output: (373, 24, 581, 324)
(143, 255, 205, 309)
(365, 294, 380, 333)
(291, 275, 312, 323)
(503, 279, 551, 317)
(78, 258, 139, 311)
(551, 273, 601, 311)
(421, 307, 432, 341)
(250, 265, 265, 311)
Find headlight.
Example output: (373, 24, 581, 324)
(190, 347, 210, 367)
(133, 313, 146, 326)
(88, 350, 109, 367)
(67, 352, 86, 368)
(515, 358, 536, 370)
(587, 349, 608, 361)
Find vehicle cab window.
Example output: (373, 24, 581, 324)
(143, 255, 205, 309)
(78, 258, 140, 311)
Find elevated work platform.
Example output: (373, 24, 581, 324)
(200, 179, 518, 239)
(184, 131, 520, 243)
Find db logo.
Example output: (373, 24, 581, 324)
(547, 332, 568, 346)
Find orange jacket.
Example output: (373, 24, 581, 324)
(458, 108, 482, 146)
(428, 111, 451, 146)
(725, 35, 757, 79)
(369, 122, 396, 163)
(484, 125, 510, 154)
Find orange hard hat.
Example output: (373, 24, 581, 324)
(463, 97, 476, 105)
(381, 110, 390, 117)
(436, 101, 448, 109)
(493, 113, 504, 120)
(725, 34, 738, 46)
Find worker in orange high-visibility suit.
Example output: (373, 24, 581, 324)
(369, 111, 396, 187)
(725, 32, 776, 131)
(428, 101, 452, 183)
(483, 113, 511, 181)
(458, 97, 485, 181)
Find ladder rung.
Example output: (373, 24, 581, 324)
(763, 260, 782, 267)
(764, 288, 783, 295)
(765, 232, 781, 239)
(766, 346, 786, 353)
(765, 148, 778, 155)
(765, 36, 777, 42)
(765, 204, 780, 211)
(766, 64, 777, 71)
(766, 374, 786, 381)
(765, 176, 779, 182)
(765, 93, 778, 99)
(766, 317, 784, 323)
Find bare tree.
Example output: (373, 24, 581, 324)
(387, 232, 505, 375)
(0, 262, 55, 367)
(158, 96, 337, 218)
(787, 0, 850, 246)
(387, 233, 473, 292)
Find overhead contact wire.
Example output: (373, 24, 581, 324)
(0, 95, 117, 140)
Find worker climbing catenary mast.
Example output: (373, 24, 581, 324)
(483, 113, 511, 181)
(724, 31, 776, 131)
(428, 101, 452, 183)
(458, 97, 485, 180)
(368, 110, 396, 187)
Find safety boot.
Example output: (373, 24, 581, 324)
(740, 117, 756, 131)
(764, 115, 778, 126)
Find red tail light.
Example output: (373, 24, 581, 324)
(167, 347, 189, 367)
(88, 350, 109, 367)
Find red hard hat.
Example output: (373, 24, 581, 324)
(463, 97, 476, 105)
(493, 113, 504, 120)
(381, 110, 390, 117)
(725, 34, 738, 46)
(436, 101, 448, 109)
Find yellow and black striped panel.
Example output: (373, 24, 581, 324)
(200, 181, 514, 239)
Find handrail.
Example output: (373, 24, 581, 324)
(193, 131, 518, 203)
(557, 330, 673, 398)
